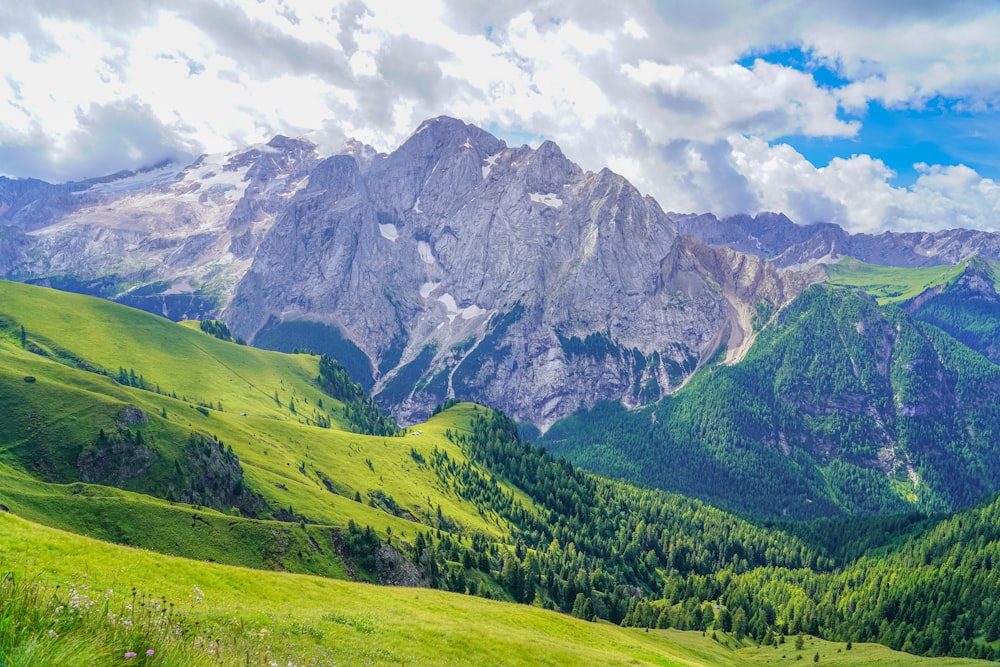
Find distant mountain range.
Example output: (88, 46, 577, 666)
(675, 210, 1000, 269)
(0, 117, 796, 429)
(5, 116, 1000, 663)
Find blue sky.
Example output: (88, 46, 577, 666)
(746, 45, 1000, 187)
(2, 0, 1000, 233)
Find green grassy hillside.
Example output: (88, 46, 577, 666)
(0, 280, 524, 577)
(0, 511, 986, 667)
(1, 279, 998, 664)
(903, 256, 1000, 364)
(822, 258, 976, 304)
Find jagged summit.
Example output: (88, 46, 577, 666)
(217, 119, 801, 428)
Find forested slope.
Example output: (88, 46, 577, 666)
(542, 284, 1000, 518)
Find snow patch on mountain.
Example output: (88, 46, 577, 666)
(482, 152, 503, 179)
(417, 241, 436, 265)
(436, 293, 487, 323)
(460, 304, 487, 319)
(84, 162, 183, 194)
(379, 223, 399, 241)
(529, 192, 564, 208)
(419, 281, 440, 298)
(179, 153, 251, 203)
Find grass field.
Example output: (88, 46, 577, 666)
(823, 257, 999, 304)
(1, 512, 987, 667)
(0, 281, 521, 554)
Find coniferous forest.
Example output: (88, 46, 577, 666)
(407, 408, 1000, 661)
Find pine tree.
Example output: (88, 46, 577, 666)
(717, 607, 733, 632)
(733, 608, 748, 640)
(571, 593, 595, 621)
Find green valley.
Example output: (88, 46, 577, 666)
(4, 511, 985, 667)
(1, 279, 999, 664)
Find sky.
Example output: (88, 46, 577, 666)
(2, 0, 1000, 234)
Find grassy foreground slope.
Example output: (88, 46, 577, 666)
(0, 512, 984, 667)
(2, 279, 998, 663)
(0, 280, 518, 542)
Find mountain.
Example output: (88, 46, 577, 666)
(225, 117, 821, 429)
(906, 256, 1000, 363)
(0, 135, 320, 320)
(675, 211, 1000, 269)
(1, 117, 813, 429)
(5, 116, 1000, 517)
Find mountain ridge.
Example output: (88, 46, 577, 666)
(3, 116, 1000, 431)
(675, 210, 1000, 269)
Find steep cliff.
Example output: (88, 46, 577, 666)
(226, 117, 812, 428)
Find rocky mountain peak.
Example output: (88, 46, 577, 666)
(340, 138, 382, 169)
(0, 116, 838, 428)
(217, 119, 821, 428)
(954, 255, 998, 298)
(399, 116, 506, 161)
(522, 139, 581, 193)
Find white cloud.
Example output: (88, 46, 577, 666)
(1, 0, 999, 232)
(805, 12, 1000, 111)
(729, 135, 1000, 233)
(621, 58, 858, 142)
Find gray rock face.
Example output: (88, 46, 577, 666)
(225, 117, 812, 429)
(0, 136, 320, 319)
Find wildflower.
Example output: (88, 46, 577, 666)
(146, 649, 155, 656)
(46, 629, 59, 638)
(124, 652, 137, 659)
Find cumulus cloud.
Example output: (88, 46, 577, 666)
(729, 135, 1000, 233)
(0, 0, 998, 232)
